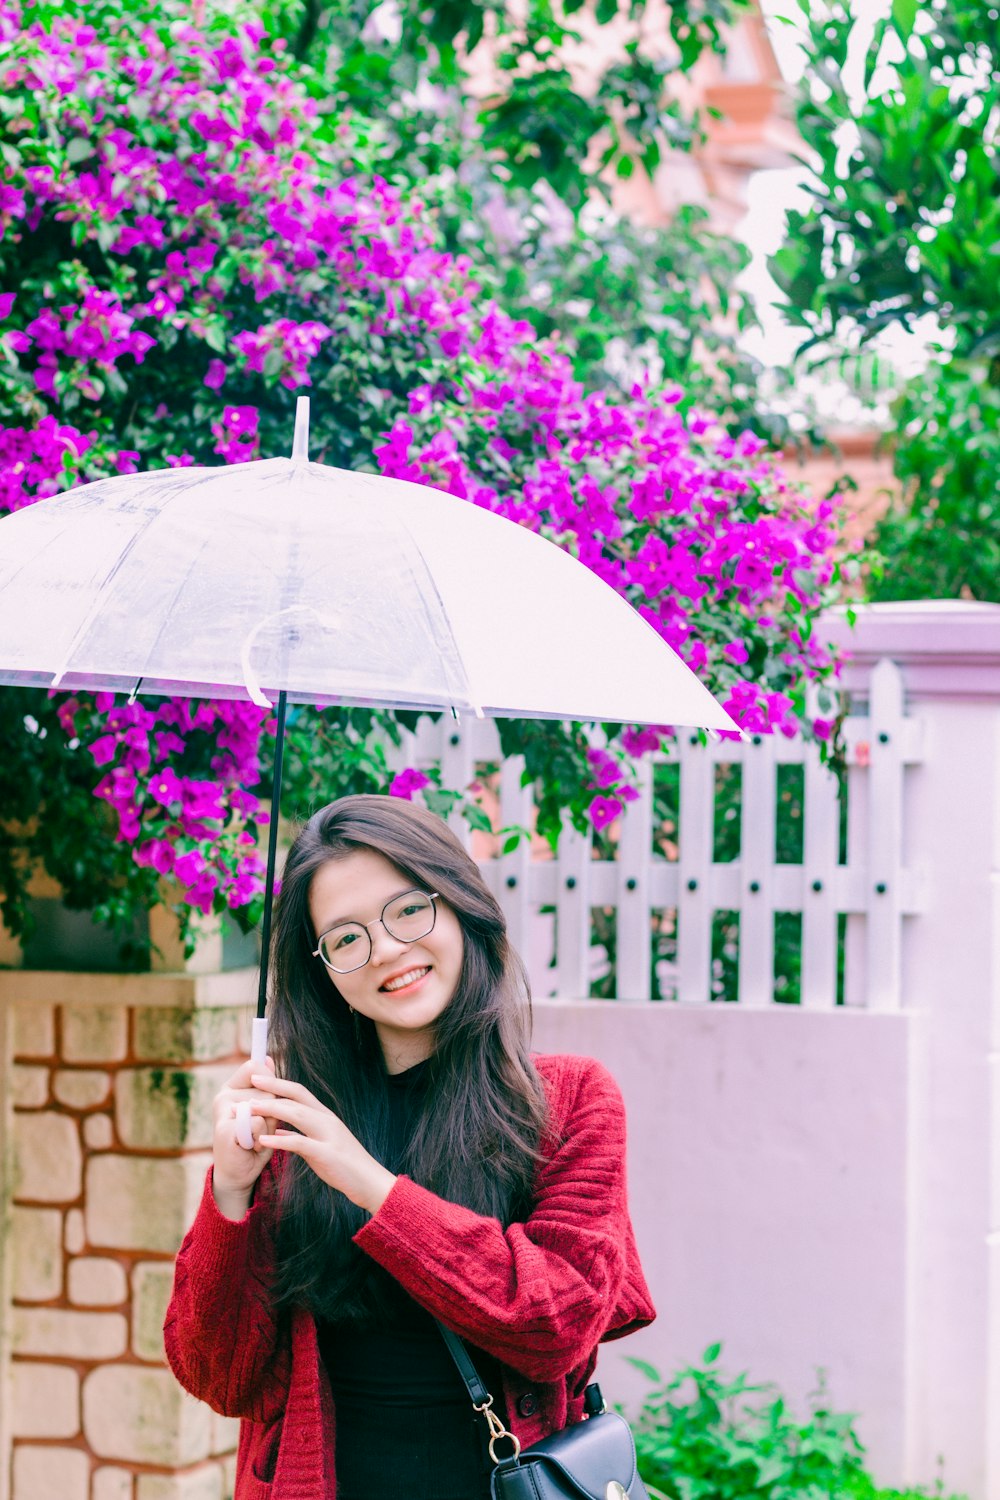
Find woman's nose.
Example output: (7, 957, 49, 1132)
(368, 918, 408, 965)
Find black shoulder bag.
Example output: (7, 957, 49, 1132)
(436, 1320, 650, 1500)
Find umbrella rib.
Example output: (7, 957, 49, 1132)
(123, 524, 223, 694)
(389, 514, 480, 715)
(48, 476, 217, 689)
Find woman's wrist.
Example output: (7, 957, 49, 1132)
(354, 1162, 397, 1216)
(212, 1173, 253, 1221)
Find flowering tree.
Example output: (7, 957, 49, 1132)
(257, 0, 772, 431)
(0, 0, 853, 957)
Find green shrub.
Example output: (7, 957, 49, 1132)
(846, 1480, 967, 1500)
(627, 1346, 966, 1500)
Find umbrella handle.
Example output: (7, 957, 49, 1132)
(234, 1018, 269, 1151)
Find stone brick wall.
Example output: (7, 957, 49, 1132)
(1, 971, 256, 1500)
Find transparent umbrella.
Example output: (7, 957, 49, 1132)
(0, 400, 735, 728)
(0, 398, 737, 1138)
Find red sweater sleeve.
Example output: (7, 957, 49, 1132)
(353, 1055, 632, 1381)
(163, 1165, 289, 1420)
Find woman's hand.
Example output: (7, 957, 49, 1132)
(210, 1056, 279, 1219)
(249, 1073, 397, 1215)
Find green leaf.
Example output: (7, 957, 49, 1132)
(465, 8, 485, 51)
(461, 802, 493, 833)
(203, 321, 228, 354)
(864, 17, 890, 92)
(262, 347, 285, 380)
(891, 0, 918, 38)
(423, 787, 461, 818)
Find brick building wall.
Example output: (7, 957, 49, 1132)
(1, 973, 254, 1500)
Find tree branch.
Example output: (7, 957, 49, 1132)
(294, 0, 323, 60)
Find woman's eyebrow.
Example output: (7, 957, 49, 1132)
(319, 888, 418, 930)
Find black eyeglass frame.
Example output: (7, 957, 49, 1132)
(312, 889, 440, 974)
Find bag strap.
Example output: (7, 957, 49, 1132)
(435, 1319, 491, 1406)
(435, 1319, 522, 1464)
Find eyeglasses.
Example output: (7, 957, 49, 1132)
(312, 890, 440, 974)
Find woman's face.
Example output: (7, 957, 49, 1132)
(308, 847, 465, 1073)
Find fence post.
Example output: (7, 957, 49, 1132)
(738, 735, 777, 1007)
(800, 741, 841, 1010)
(677, 736, 714, 1004)
(553, 821, 593, 999)
(616, 757, 654, 1002)
(865, 659, 908, 1010)
(497, 752, 540, 984)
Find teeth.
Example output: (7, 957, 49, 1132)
(381, 967, 429, 993)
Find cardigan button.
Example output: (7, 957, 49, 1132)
(517, 1392, 539, 1417)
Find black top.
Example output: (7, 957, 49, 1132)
(317, 1058, 506, 1500)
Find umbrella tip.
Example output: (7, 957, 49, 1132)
(292, 397, 310, 462)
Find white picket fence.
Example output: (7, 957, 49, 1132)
(388, 656, 924, 1009)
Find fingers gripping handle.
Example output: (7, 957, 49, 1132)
(235, 1018, 269, 1151)
(234, 1104, 256, 1151)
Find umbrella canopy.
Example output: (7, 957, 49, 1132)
(0, 400, 734, 731)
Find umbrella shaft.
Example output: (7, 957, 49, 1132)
(257, 690, 288, 1021)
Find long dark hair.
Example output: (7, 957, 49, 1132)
(269, 793, 548, 1323)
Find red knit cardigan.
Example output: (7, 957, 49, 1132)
(164, 1052, 655, 1500)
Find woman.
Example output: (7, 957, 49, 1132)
(164, 794, 655, 1500)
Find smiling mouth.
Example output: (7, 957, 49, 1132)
(379, 966, 431, 994)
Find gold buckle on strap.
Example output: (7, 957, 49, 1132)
(473, 1394, 522, 1464)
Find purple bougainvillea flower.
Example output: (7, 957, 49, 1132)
(135, 839, 175, 876)
(154, 730, 186, 759)
(184, 873, 218, 915)
(149, 766, 184, 808)
(182, 782, 226, 823)
(172, 849, 206, 888)
(588, 794, 623, 832)
(586, 746, 622, 790)
(88, 734, 118, 767)
(204, 358, 227, 390)
(225, 854, 266, 908)
(222, 405, 259, 435)
(621, 726, 661, 757)
(389, 768, 431, 800)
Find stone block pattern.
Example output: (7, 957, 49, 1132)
(7, 995, 248, 1500)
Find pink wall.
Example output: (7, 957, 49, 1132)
(531, 1002, 917, 1484)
